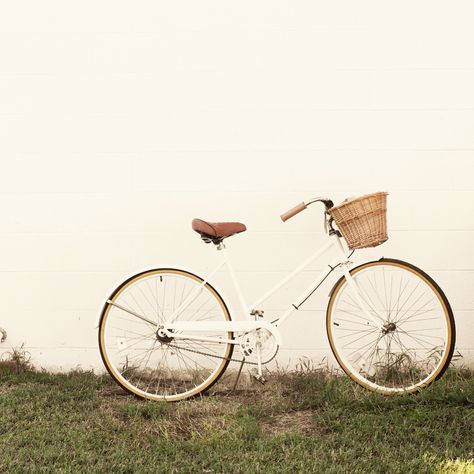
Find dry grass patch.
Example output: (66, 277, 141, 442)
(0, 344, 33, 374)
(261, 410, 317, 436)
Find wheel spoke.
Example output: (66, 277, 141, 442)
(100, 270, 233, 401)
(328, 262, 454, 394)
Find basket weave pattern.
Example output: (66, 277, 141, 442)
(329, 192, 388, 250)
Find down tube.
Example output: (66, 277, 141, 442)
(248, 238, 336, 313)
(275, 254, 342, 329)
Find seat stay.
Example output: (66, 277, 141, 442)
(164, 258, 228, 326)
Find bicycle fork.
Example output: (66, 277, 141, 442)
(333, 236, 383, 330)
(340, 263, 384, 330)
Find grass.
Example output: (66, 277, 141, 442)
(0, 358, 473, 473)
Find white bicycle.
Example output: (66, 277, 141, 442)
(98, 193, 455, 401)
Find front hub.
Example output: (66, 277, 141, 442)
(382, 322, 397, 335)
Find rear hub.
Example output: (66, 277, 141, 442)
(156, 327, 173, 344)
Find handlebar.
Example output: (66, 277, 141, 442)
(280, 197, 334, 222)
(280, 202, 307, 222)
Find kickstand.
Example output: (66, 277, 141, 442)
(232, 358, 246, 391)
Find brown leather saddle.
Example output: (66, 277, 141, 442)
(192, 218, 247, 244)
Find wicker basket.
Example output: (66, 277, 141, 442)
(329, 192, 388, 250)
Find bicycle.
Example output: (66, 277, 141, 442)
(98, 193, 456, 401)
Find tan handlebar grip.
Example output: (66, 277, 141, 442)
(280, 202, 307, 222)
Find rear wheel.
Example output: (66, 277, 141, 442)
(99, 269, 233, 401)
(326, 259, 455, 395)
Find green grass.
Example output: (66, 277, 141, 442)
(0, 361, 473, 473)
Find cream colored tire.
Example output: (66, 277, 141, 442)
(99, 268, 233, 401)
(327, 259, 455, 395)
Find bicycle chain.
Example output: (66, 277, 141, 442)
(164, 342, 278, 366)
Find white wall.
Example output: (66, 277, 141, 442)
(0, 1, 473, 370)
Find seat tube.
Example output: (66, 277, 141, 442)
(221, 245, 249, 319)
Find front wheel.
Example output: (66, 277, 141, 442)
(326, 259, 456, 395)
(99, 268, 233, 401)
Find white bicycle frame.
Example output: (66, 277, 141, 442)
(159, 232, 382, 347)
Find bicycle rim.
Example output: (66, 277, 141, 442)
(327, 259, 455, 395)
(99, 269, 233, 401)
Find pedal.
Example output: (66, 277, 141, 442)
(250, 369, 267, 385)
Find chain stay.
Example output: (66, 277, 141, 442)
(165, 342, 278, 366)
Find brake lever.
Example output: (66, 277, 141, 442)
(306, 197, 334, 210)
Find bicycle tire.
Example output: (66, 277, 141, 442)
(326, 258, 456, 395)
(99, 268, 234, 401)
